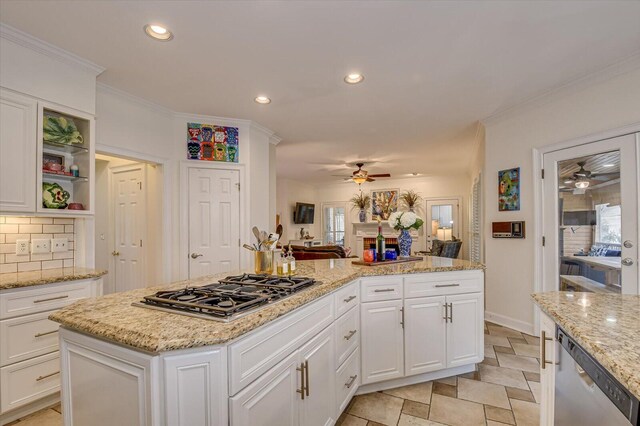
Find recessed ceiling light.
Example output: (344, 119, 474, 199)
(254, 96, 271, 104)
(344, 73, 364, 84)
(603, 164, 615, 167)
(144, 24, 173, 41)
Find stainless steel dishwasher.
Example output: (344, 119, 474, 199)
(555, 326, 639, 426)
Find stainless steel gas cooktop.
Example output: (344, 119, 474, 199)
(133, 274, 318, 322)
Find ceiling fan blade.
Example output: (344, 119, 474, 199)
(366, 177, 375, 182)
(591, 172, 620, 180)
(368, 173, 391, 178)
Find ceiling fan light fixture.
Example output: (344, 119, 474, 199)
(352, 174, 368, 185)
(575, 180, 590, 189)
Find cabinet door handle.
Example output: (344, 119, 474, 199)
(296, 362, 305, 400)
(449, 303, 453, 322)
(540, 330, 556, 369)
(343, 295, 356, 303)
(435, 283, 460, 288)
(34, 329, 58, 338)
(374, 288, 395, 293)
(400, 307, 404, 328)
(443, 303, 449, 322)
(36, 371, 60, 381)
(345, 375, 358, 389)
(304, 360, 309, 397)
(344, 330, 357, 340)
(33, 295, 68, 304)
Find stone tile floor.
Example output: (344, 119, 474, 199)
(11, 322, 539, 426)
(338, 321, 541, 426)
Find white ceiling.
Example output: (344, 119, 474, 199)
(2, 1, 639, 183)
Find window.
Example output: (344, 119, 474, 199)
(323, 204, 346, 246)
(595, 203, 621, 244)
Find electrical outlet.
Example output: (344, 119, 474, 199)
(31, 239, 51, 254)
(15, 239, 30, 256)
(51, 238, 68, 253)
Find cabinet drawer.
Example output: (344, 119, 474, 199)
(335, 305, 359, 367)
(404, 271, 483, 298)
(0, 351, 60, 413)
(0, 280, 94, 319)
(0, 310, 59, 366)
(336, 347, 360, 414)
(229, 295, 334, 395)
(361, 276, 403, 302)
(334, 281, 359, 319)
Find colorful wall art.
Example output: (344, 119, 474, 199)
(371, 189, 399, 221)
(498, 167, 520, 211)
(187, 123, 239, 162)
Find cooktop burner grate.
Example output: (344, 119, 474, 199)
(134, 274, 318, 321)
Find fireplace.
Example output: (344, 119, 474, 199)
(363, 237, 399, 255)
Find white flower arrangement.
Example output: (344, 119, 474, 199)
(388, 211, 424, 231)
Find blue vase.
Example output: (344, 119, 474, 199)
(398, 229, 412, 257)
(359, 209, 366, 223)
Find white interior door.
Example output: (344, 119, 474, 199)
(188, 168, 240, 279)
(110, 165, 146, 292)
(426, 198, 461, 250)
(543, 134, 639, 294)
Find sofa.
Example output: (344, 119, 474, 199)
(289, 244, 350, 261)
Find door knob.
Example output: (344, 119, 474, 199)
(622, 258, 634, 266)
(623, 240, 634, 248)
(111, 251, 120, 256)
(190, 253, 203, 259)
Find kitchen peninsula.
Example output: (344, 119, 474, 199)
(50, 257, 484, 426)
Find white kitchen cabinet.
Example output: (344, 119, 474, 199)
(230, 351, 300, 426)
(539, 310, 557, 426)
(0, 89, 37, 213)
(299, 325, 336, 426)
(231, 324, 336, 426)
(404, 296, 447, 375)
(446, 292, 483, 367)
(361, 299, 404, 384)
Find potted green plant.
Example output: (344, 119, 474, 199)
(400, 189, 422, 212)
(350, 192, 371, 223)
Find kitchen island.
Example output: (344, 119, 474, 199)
(51, 257, 484, 426)
(532, 292, 640, 425)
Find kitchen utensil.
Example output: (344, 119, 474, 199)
(243, 244, 256, 251)
(276, 224, 283, 239)
(252, 226, 261, 244)
(254, 251, 274, 275)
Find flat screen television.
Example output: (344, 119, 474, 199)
(293, 202, 315, 224)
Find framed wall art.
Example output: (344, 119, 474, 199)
(187, 122, 239, 163)
(371, 189, 399, 221)
(498, 167, 520, 211)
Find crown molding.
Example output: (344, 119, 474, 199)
(97, 83, 173, 115)
(482, 50, 640, 126)
(0, 23, 105, 76)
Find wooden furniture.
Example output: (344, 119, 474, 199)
(288, 239, 323, 248)
(0, 279, 102, 423)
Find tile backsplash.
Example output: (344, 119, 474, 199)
(0, 216, 75, 273)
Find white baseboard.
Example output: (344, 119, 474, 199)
(485, 311, 534, 336)
(0, 392, 60, 425)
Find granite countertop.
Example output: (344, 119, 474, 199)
(532, 292, 640, 399)
(50, 257, 483, 353)
(0, 267, 107, 290)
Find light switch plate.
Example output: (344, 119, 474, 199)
(51, 238, 68, 253)
(15, 239, 29, 256)
(31, 239, 51, 254)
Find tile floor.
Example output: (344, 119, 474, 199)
(338, 321, 541, 426)
(11, 322, 539, 426)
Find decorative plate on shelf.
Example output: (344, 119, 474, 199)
(43, 115, 84, 145)
(42, 182, 70, 209)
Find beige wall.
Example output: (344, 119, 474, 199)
(276, 178, 319, 243)
(483, 67, 640, 333)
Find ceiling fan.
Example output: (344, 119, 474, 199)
(339, 163, 391, 185)
(560, 161, 619, 190)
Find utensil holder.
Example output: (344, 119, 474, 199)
(254, 250, 274, 275)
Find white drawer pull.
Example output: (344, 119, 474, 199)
(345, 375, 357, 389)
(434, 283, 460, 288)
(343, 295, 357, 303)
(33, 295, 69, 303)
(374, 288, 395, 293)
(34, 330, 59, 338)
(36, 371, 60, 381)
(344, 330, 357, 340)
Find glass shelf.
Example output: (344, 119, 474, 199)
(42, 171, 89, 182)
(43, 140, 89, 155)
